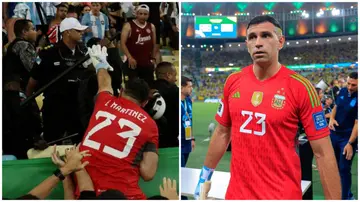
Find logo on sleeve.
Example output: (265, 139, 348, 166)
(217, 100, 224, 117)
(312, 111, 327, 130)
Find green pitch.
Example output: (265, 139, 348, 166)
(186, 102, 358, 199)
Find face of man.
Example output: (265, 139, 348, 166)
(24, 22, 37, 43)
(136, 9, 149, 24)
(246, 22, 284, 66)
(167, 68, 177, 84)
(182, 81, 193, 97)
(347, 77, 358, 94)
(57, 6, 68, 19)
(325, 98, 333, 106)
(66, 29, 84, 43)
(83, 6, 91, 14)
(91, 3, 101, 14)
(333, 80, 339, 86)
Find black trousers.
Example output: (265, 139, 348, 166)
(42, 99, 84, 144)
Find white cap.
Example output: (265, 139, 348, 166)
(60, 17, 88, 33)
(136, 4, 150, 12)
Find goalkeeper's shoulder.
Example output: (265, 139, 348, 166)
(224, 65, 251, 87)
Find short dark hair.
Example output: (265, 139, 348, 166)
(349, 72, 358, 80)
(247, 15, 282, 32)
(156, 62, 174, 77)
(181, 76, 192, 87)
(97, 189, 127, 199)
(14, 19, 33, 38)
(124, 78, 150, 103)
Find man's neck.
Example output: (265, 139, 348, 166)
(181, 94, 186, 101)
(135, 19, 145, 25)
(63, 38, 77, 51)
(253, 61, 281, 81)
(92, 11, 100, 16)
(122, 94, 141, 106)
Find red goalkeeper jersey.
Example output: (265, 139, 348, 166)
(79, 92, 158, 199)
(215, 65, 329, 199)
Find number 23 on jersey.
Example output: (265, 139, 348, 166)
(83, 110, 142, 159)
(239, 110, 267, 136)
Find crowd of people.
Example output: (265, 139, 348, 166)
(194, 67, 357, 99)
(3, 1, 179, 200)
(182, 41, 357, 68)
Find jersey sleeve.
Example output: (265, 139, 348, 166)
(81, 13, 90, 26)
(104, 14, 109, 31)
(144, 122, 159, 153)
(295, 76, 330, 141)
(214, 75, 232, 127)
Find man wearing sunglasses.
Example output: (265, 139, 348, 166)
(27, 17, 90, 145)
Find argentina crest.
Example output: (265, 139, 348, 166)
(272, 88, 286, 109)
(251, 91, 263, 107)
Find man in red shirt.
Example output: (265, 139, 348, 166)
(79, 45, 159, 199)
(121, 4, 157, 86)
(194, 15, 341, 200)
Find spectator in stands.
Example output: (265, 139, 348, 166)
(323, 96, 334, 123)
(152, 62, 179, 148)
(330, 79, 340, 99)
(81, 2, 110, 43)
(329, 72, 358, 200)
(66, 4, 79, 19)
(80, 4, 91, 20)
(121, 4, 156, 85)
(4, 19, 37, 90)
(47, 3, 68, 44)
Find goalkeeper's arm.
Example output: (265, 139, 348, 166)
(97, 68, 113, 95)
(204, 124, 231, 168)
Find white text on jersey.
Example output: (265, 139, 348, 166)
(105, 100, 147, 123)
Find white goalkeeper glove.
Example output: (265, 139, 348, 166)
(87, 45, 114, 73)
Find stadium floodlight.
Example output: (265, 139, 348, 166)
(238, 44, 241, 47)
(220, 45, 223, 48)
(210, 45, 213, 48)
(301, 11, 309, 19)
(316, 40, 318, 43)
(200, 45, 203, 48)
(207, 13, 210, 16)
(219, 13, 222, 16)
(338, 38, 341, 41)
(296, 41, 299, 44)
(326, 39, 330, 42)
(306, 41, 309, 44)
(331, 8, 340, 16)
(192, 45, 195, 48)
(286, 42, 290, 45)
(187, 44, 190, 47)
(247, 13, 250, 16)
(229, 63, 234, 66)
(348, 37, 352, 40)
(208, 74, 212, 77)
(316, 9, 324, 17)
(351, 6, 354, 9)
(229, 44, 232, 47)
(192, 13, 195, 16)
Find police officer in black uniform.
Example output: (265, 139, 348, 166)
(26, 18, 90, 144)
(152, 62, 179, 148)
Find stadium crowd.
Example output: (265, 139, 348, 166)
(182, 41, 358, 100)
(3, 1, 179, 200)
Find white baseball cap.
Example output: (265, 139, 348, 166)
(136, 4, 150, 12)
(60, 17, 88, 33)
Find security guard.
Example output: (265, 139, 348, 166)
(152, 62, 179, 148)
(329, 72, 358, 200)
(26, 18, 90, 144)
(181, 76, 194, 167)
